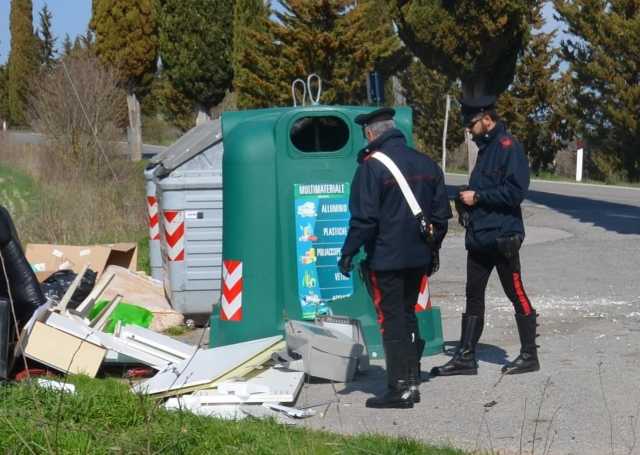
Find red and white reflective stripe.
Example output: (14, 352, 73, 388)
(147, 196, 160, 240)
(221, 260, 243, 321)
(163, 210, 185, 261)
(415, 275, 432, 312)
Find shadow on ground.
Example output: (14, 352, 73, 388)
(333, 342, 508, 396)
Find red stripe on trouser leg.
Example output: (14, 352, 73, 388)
(512, 272, 532, 315)
(369, 271, 384, 333)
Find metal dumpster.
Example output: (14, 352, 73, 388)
(152, 119, 224, 319)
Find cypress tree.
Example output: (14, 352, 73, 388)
(385, 0, 542, 97)
(37, 3, 56, 69)
(92, 0, 158, 160)
(233, 0, 270, 109)
(236, 0, 401, 108)
(401, 61, 463, 162)
(157, 0, 234, 123)
(7, 0, 39, 126)
(497, 8, 565, 172)
(554, 0, 640, 180)
(0, 64, 9, 123)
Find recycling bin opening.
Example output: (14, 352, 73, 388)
(290, 116, 350, 152)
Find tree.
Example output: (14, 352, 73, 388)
(497, 8, 566, 172)
(62, 33, 73, 56)
(386, 0, 542, 97)
(28, 52, 127, 177)
(7, 0, 39, 126)
(232, 0, 271, 109)
(554, 0, 640, 181)
(236, 0, 402, 108)
(157, 0, 234, 123)
(143, 72, 195, 131)
(401, 60, 464, 164)
(37, 3, 56, 69)
(92, 0, 158, 161)
(0, 64, 9, 123)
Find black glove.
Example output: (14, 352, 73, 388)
(337, 255, 353, 277)
(454, 185, 471, 228)
(426, 249, 440, 276)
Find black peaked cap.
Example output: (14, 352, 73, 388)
(354, 107, 396, 127)
(460, 95, 497, 124)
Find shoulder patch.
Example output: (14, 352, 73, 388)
(499, 137, 513, 149)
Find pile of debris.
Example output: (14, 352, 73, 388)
(0, 208, 370, 423)
(18, 298, 369, 421)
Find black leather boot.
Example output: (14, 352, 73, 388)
(366, 339, 414, 409)
(502, 312, 540, 374)
(431, 314, 483, 376)
(407, 336, 425, 403)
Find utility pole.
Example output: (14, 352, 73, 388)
(441, 94, 450, 172)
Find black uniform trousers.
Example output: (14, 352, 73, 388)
(368, 267, 424, 342)
(466, 249, 534, 317)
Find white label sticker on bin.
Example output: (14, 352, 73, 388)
(32, 263, 46, 272)
(185, 211, 200, 220)
(51, 249, 64, 258)
(79, 249, 91, 256)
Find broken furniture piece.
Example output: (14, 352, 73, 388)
(277, 320, 365, 383)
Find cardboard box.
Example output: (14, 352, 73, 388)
(23, 321, 106, 377)
(26, 243, 138, 280)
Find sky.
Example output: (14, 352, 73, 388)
(0, 1, 566, 66)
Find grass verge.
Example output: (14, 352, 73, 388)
(0, 376, 464, 454)
(0, 143, 150, 273)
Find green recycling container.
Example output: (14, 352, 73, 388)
(209, 105, 443, 358)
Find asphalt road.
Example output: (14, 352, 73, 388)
(294, 176, 640, 454)
(3, 130, 167, 160)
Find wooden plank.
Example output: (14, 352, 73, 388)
(54, 264, 89, 313)
(70, 272, 115, 318)
(116, 325, 196, 362)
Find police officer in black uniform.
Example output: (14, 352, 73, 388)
(338, 107, 452, 408)
(431, 96, 540, 378)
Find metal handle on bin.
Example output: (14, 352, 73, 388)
(307, 73, 322, 105)
(292, 78, 307, 107)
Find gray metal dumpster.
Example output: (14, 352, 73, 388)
(153, 119, 224, 318)
(144, 121, 223, 281)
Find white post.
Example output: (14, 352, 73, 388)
(576, 145, 584, 182)
(442, 94, 450, 172)
(2, 121, 6, 131)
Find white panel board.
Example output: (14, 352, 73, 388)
(182, 368, 304, 405)
(132, 336, 283, 395)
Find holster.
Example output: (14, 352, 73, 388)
(416, 213, 435, 246)
(496, 234, 523, 271)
